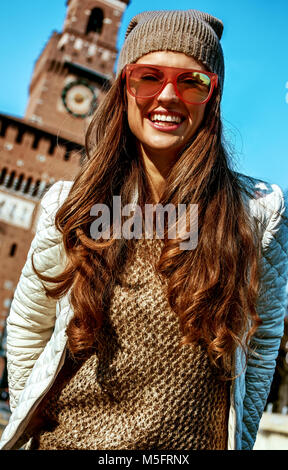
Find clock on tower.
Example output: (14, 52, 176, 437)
(61, 79, 98, 118)
(25, 0, 130, 145)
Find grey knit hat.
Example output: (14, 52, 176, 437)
(117, 9, 225, 92)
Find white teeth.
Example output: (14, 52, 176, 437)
(150, 113, 182, 124)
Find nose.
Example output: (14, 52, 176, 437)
(156, 82, 179, 103)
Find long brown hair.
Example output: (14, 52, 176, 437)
(34, 73, 262, 377)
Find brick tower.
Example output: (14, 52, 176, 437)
(0, 0, 130, 340)
(25, 0, 129, 144)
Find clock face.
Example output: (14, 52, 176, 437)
(62, 80, 97, 118)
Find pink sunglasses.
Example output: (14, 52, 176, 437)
(122, 63, 218, 105)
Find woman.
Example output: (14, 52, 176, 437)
(1, 9, 288, 451)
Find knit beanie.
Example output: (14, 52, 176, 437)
(117, 9, 225, 92)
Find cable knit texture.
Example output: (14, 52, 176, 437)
(30, 238, 229, 450)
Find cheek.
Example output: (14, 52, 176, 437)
(187, 105, 206, 134)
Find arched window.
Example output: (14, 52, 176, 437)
(85, 8, 104, 35)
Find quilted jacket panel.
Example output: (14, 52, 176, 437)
(239, 181, 288, 449)
(0, 176, 287, 450)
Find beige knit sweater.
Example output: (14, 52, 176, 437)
(31, 239, 229, 450)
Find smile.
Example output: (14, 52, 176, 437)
(147, 111, 185, 131)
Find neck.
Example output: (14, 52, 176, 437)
(139, 144, 176, 203)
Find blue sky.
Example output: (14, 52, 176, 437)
(0, 0, 287, 191)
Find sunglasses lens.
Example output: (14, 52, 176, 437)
(129, 66, 165, 98)
(127, 66, 213, 103)
(177, 72, 211, 103)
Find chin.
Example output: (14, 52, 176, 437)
(151, 140, 185, 153)
(147, 135, 183, 148)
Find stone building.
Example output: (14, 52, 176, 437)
(0, 0, 129, 337)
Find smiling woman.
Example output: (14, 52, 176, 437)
(1, 9, 288, 452)
(125, 53, 209, 166)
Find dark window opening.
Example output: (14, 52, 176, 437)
(48, 140, 56, 155)
(32, 134, 40, 150)
(64, 148, 71, 161)
(15, 173, 24, 191)
(0, 168, 7, 185)
(6, 171, 15, 188)
(32, 180, 41, 197)
(23, 177, 32, 194)
(9, 243, 17, 257)
(86, 8, 104, 35)
(0, 121, 8, 138)
(16, 128, 24, 144)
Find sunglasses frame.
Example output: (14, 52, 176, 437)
(122, 63, 218, 105)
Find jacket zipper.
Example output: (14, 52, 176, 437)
(227, 353, 237, 450)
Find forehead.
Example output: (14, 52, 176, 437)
(135, 51, 207, 72)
